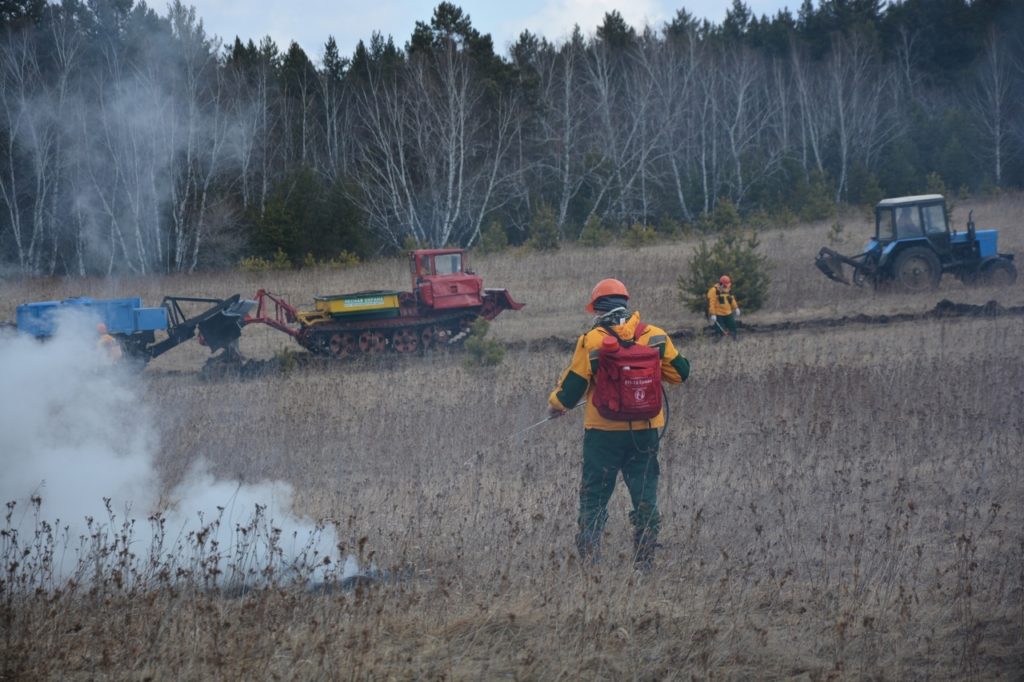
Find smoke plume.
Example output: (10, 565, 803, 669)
(0, 310, 343, 588)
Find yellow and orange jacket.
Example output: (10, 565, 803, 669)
(707, 285, 739, 316)
(549, 312, 689, 431)
(97, 333, 123, 362)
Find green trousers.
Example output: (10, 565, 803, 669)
(577, 428, 660, 551)
(713, 313, 737, 339)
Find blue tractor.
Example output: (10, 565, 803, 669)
(816, 194, 1017, 292)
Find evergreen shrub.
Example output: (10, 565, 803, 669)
(528, 204, 560, 251)
(478, 220, 509, 254)
(464, 318, 505, 367)
(578, 215, 613, 247)
(623, 223, 658, 247)
(678, 230, 771, 314)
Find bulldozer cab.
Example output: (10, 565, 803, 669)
(411, 249, 465, 279)
(410, 248, 483, 311)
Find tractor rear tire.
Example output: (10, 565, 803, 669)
(893, 247, 941, 292)
(983, 259, 1017, 287)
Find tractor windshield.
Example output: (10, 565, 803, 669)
(877, 208, 897, 241)
(878, 206, 926, 239)
(434, 253, 463, 276)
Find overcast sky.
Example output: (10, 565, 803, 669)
(184, 1, 795, 61)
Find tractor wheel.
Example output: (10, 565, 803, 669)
(983, 259, 1017, 287)
(892, 247, 941, 292)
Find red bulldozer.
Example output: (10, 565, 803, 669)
(246, 248, 524, 357)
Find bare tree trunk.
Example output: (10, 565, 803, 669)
(791, 43, 826, 176)
(973, 30, 1010, 187)
(536, 38, 593, 235)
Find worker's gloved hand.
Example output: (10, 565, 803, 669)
(734, 308, 740, 318)
(548, 404, 567, 418)
(708, 315, 717, 323)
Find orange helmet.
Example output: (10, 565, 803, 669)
(719, 275, 732, 288)
(96, 322, 108, 335)
(586, 278, 629, 313)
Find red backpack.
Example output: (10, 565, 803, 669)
(592, 323, 663, 422)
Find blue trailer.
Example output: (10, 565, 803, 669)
(16, 296, 168, 338)
(15, 294, 252, 362)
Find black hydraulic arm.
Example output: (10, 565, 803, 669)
(143, 295, 245, 360)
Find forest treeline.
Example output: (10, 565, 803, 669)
(1, 0, 1022, 275)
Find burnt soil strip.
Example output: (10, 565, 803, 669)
(735, 298, 1023, 334)
(510, 299, 1024, 353)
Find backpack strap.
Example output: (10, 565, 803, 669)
(599, 323, 622, 343)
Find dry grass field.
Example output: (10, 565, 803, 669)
(2, 193, 1024, 679)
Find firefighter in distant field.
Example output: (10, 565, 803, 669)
(96, 323, 123, 362)
(707, 275, 740, 340)
(548, 278, 689, 571)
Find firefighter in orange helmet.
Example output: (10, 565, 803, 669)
(707, 275, 740, 340)
(548, 278, 690, 571)
(96, 322, 123, 362)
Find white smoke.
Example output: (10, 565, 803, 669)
(0, 310, 348, 589)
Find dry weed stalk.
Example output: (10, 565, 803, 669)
(2, 194, 1023, 678)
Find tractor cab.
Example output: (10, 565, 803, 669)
(875, 194, 950, 255)
(409, 248, 484, 311)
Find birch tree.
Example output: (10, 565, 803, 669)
(972, 30, 1012, 187)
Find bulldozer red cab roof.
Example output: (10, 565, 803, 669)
(411, 248, 465, 257)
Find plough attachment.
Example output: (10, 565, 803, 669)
(144, 295, 256, 359)
(815, 247, 876, 288)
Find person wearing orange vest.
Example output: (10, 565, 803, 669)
(707, 275, 740, 340)
(548, 278, 690, 571)
(96, 323, 123, 362)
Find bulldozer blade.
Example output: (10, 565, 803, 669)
(815, 248, 851, 285)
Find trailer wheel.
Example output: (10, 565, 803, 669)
(893, 247, 941, 292)
(983, 259, 1017, 287)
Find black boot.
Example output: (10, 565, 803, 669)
(633, 529, 657, 572)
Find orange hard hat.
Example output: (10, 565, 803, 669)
(585, 278, 629, 313)
(96, 322, 108, 335)
(719, 275, 732, 287)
